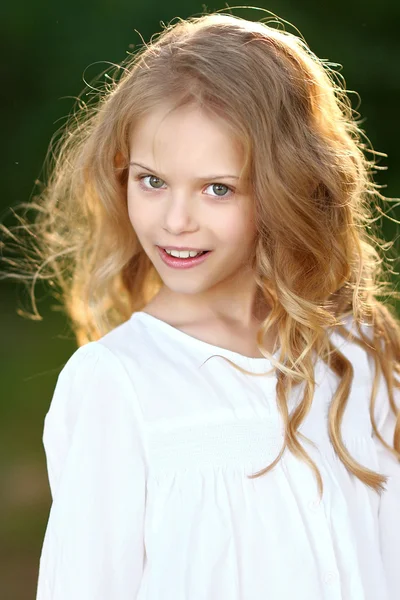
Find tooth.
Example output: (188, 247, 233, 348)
(165, 249, 202, 258)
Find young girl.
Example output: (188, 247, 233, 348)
(2, 9, 399, 600)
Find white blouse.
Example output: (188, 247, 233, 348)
(36, 311, 400, 600)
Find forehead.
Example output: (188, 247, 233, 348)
(129, 103, 245, 170)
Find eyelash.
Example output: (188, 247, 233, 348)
(134, 174, 235, 199)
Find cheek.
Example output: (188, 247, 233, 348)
(127, 191, 149, 232)
(126, 184, 135, 223)
(219, 209, 256, 246)
(127, 199, 138, 231)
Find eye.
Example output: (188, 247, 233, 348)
(137, 175, 166, 191)
(135, 174, 234, 198)
(204, 183, 234, 198)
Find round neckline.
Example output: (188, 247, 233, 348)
(130, 311, 280, 373)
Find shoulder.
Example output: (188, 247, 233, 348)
(43, 339, 149, 501)
(331, 313, 400, 424)
(94, 312, 165, 368)
(331, 312, 374, 343)
(55, 340, 130, 393)
(326, 313, 373, 382)
(47, 340, 140, 437)
(62, 314, 159, 387)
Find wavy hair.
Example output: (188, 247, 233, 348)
(1, 10, 400, 499)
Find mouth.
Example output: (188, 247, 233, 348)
(156, 246, 212, 268)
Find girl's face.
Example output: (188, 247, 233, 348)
(127, 102, 258, 313)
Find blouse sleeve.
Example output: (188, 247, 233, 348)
(368, 351, 400, 599)
(35, 342, 148, 600)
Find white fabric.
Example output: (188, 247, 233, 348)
(36, 311, 400, 600)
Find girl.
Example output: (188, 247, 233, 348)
(2, 9, 400, 600)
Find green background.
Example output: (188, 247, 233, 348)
(1, 2, 399, 598)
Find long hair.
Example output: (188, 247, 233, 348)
(1, 11, 400, 499)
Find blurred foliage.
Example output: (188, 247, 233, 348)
(1, 1, 399, 598)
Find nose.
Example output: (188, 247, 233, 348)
(163, 192, 198, 235)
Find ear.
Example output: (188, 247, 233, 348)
(114, 151, 129, 189)
(114, 151, 126, 170)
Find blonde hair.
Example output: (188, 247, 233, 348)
(1, 10, 400, 499)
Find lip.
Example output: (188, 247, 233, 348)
(156, 246, 212, 269)
(158, 245, 210, 252)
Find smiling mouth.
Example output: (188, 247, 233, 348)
(156, 245, 212, 266)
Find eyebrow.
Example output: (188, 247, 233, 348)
(129, 161, 239, 181)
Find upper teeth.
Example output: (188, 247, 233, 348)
(164, 249, 204, 258)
